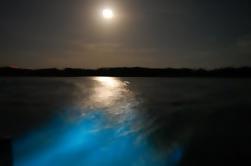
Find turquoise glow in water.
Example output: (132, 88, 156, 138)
(14, 111, 182, 166)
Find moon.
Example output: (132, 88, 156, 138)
(102, 8, 114, 19)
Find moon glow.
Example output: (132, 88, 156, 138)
(102, 8, 114, 19)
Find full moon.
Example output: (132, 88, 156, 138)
(102, 8, 114, 19)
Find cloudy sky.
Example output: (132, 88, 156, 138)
(0, 0, 250, 68)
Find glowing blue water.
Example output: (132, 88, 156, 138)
(13, 109, 182, 166)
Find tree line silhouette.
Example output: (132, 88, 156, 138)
(0, 67, 251, 77)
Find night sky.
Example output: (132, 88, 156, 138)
(0, 0, 250, 68)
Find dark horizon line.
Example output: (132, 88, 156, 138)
(1, 65, 251, 70)
(1, 66, 251, 77)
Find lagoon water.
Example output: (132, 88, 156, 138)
(0, 77, 251, 166)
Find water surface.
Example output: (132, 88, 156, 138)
(0, 77, 250, 166)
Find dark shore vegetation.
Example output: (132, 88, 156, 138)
(1, 67, 251, 77)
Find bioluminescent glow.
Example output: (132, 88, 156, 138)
(14, 111, 183, 166)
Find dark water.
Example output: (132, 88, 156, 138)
(0, 77, 251, 166)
